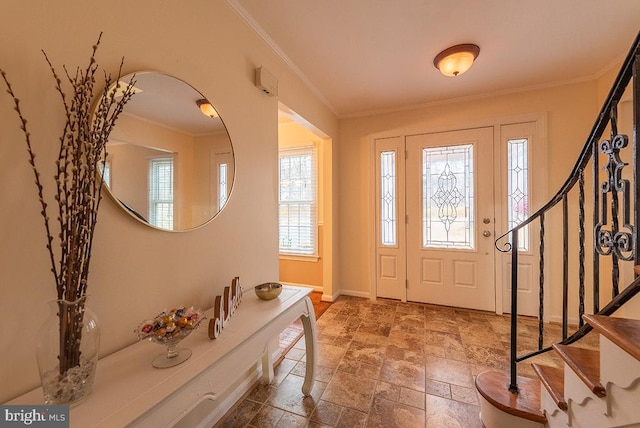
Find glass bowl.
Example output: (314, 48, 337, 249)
(136, 307, 205, 368)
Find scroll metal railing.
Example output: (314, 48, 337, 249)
(496, 31, 640, 393)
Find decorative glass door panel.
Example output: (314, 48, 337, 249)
(380, 150, 397, 246)
(423, 144, 474, 249)
(507, 138, 529, 252)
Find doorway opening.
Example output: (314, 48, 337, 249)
(278, 103, 334, 301)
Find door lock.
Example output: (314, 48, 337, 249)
(483, 218, 491, 224)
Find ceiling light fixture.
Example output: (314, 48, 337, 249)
(196, 99, 219, 118)
(433, 44, 480, 77)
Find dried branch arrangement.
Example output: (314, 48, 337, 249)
(1, 33, 135, 301)
(1, 33, 136, 375)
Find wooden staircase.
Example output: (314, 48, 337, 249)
(476, 315, 640, 428)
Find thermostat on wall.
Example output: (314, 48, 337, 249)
(255, 66, 278, 97)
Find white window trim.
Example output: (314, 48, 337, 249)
(278, 145, 318, 256)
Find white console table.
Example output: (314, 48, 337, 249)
(9, 285, 317, 427)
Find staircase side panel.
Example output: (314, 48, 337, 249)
(478, 395, 544, 428)
(539, 387, 568, 428)
(600, 336, 640, 389)
(605, 380, 640, 426)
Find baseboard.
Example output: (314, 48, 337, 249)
(278, 283, 371, 302)
(548, 315, 580, 326)
(281, 281, 322, 293)
(338, 289, 370, 299)
(279, 281, 335, 302)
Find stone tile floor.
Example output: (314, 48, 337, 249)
(218, 295, 597, 427)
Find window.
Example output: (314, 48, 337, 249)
(99, 160, 111, 187)
(380, 150, 397, 246)
(149, 157, 174, 229)
(279, 146, 317, 255)
(507, 138, 529, 251)
(218, 162, 228, 211)
(422, 144, 474, 249)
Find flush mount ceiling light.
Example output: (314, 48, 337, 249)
(196, 99, 219, 118)
(433, 44, 480, 77)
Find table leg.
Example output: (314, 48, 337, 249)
(300, 296, 318, 396)
(262, 346, 275, 384)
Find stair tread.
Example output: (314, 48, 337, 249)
(532, 363, 567, 411)
(583, 314, 640, 362)
(553, 344, 606, 397)
(475, 370, 546, 424)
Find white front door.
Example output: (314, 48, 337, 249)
(405, 127, 496, 311)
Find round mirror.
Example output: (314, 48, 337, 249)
(103, 72, 234, 231)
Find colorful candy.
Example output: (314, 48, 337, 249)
(136, 306, 205, 343)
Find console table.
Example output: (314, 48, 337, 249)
(9, 285, 317, 427)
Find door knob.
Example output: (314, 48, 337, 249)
(483, 230, 491, 237)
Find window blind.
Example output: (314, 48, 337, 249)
(149, 157, 174, 229)
(279, 146, 317, 255)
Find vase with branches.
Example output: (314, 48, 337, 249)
(1, 34, 136, 403)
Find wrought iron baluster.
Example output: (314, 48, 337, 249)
(634, 52, 640, 272)
(593, 140, 600, 313)
(579, 169, 585, 327)
(611, 182, 620, 297)
(538, 213, 545, 350)
(562, 194, 569, 340)
(509, 231, 519, 393)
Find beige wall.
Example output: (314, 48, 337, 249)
(0, 0, 338, 402)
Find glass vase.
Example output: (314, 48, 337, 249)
(36, 296, 101, 405)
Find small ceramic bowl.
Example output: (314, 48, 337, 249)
(254, 282, 283, 300)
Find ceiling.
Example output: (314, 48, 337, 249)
(118, 72, 229, 136)
(231, 0, 640, 118)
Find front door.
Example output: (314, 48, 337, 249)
(405, 127, 496, 311)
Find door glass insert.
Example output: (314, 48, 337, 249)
(380, 150, 397, 246)
(218, 163, 228, 211)
(507, 138, 529, 251)
(422, 144, 474, 249)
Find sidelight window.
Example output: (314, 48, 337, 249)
(507, 138, 529, 251)
(380, 151, 397, 246)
